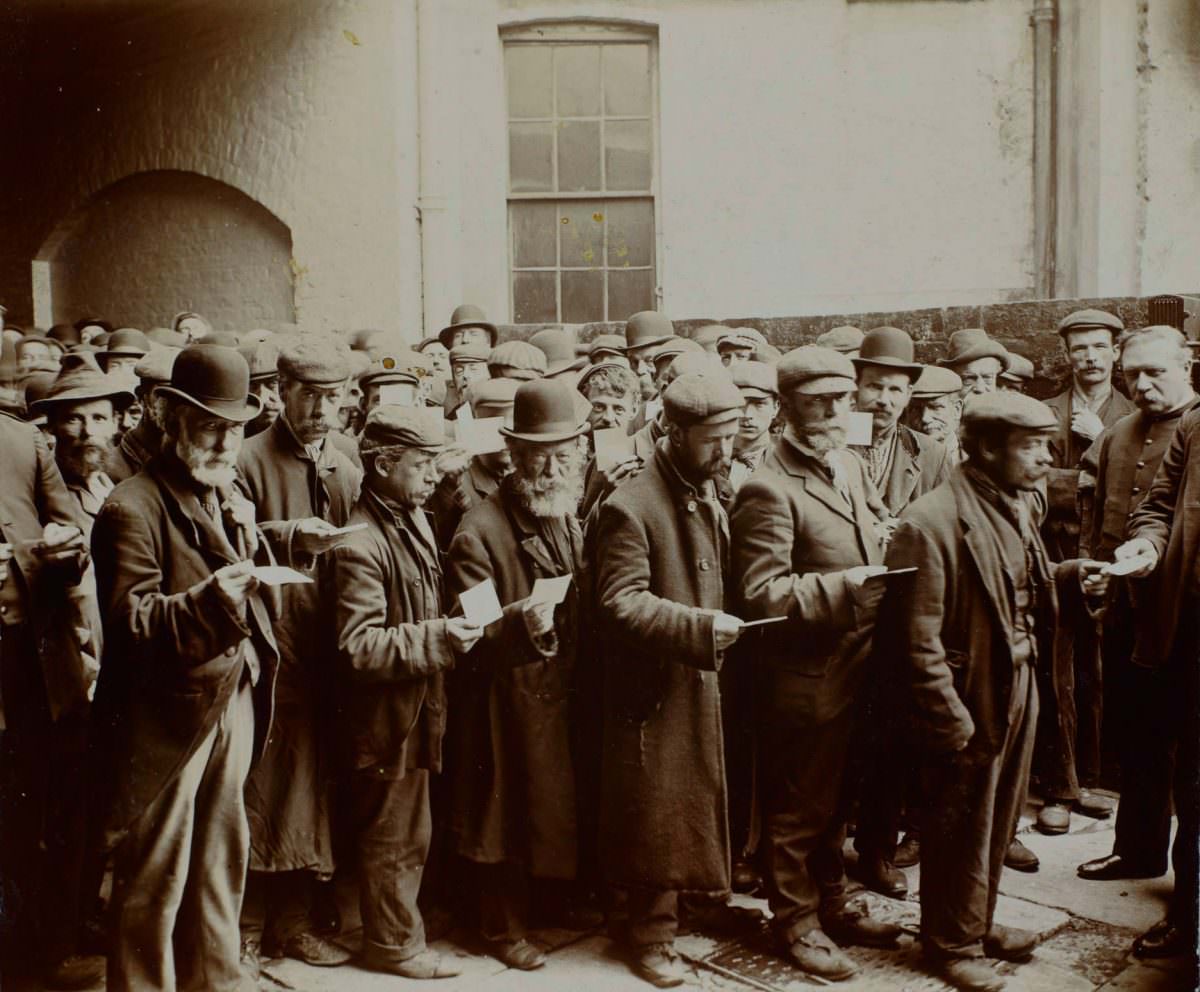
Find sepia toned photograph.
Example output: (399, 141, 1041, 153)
(0, 1, 1198, 990)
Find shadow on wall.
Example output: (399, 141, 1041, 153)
(37, 169, 295, 332)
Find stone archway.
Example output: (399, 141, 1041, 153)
(37, 169, 295, 331)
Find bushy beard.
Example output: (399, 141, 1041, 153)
(510, 444, 585, 518)
(797, 424, 847, 454)
(177, 434, 238, 489)
(58, 438, 113, 481)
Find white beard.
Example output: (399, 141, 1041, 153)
(177, 435, 238, 490)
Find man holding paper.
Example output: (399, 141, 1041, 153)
(328, 406, 481, 979)
(730, 346, 900, 983)
(236, 334, 363, 967)
(595, 370, 748, 988)
(445, 378, 592, 972)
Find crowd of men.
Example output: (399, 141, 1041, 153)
(0, 304, 1195, 992)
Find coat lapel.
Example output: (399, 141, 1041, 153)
(152, 457, 239, 566)
(775, 442, 857, 525)
(887, 428, 922, 510)
(953, 473, 1012, 635)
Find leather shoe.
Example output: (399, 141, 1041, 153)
(682, 899, 764, 935)
(1077, 854, 1163, 881)
(855, 855, 908, 899)
(631, 942, 687, 988)
(491, 938, 546, 970)
(263, 930, 353, 967)
(368, 948, 462, 979)
(42, 954, 106, 990)
(732, 858, 763, 894)
(1073, 790, 1116, 819)
(821, 901, 903, 949)
(1036, 803, 1070, 835)
(1133, 919, 1193, 959)
(931, 956, 1006, 992)
(784, 929, 858, 981)
(1004, 838, 1039, 872)
(983, 923, 1038, 962)
(894, 832, 921, 868)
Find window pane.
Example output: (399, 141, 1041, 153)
(557, 120, 601, 191)
(511, 201, 557, 268)
(604, 44, 650, 116)
(605, 120, 652, 191)
(608, 268, 655, 322)
(559, 201, 603, 268)
(562, 270, 604, 323)
(554, 45, 601, 117)
(509, 122, 554, 193)
(506, 46, 553, 118)
(514, 271, 557, 323)
(605, 200, 653, 268)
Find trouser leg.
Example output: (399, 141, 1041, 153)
(478, 861, 530, 943)
(1033, 624, 1079, 803)
(1073, 622, 1103, 787)
(760, 706, 855, 943)
(626, 889, 679, 948)
(263, 871, 313, 945)
(352, 768, 431, 965)
(1168, 659, 1199, 929)
(1112, 662, 1174, 871)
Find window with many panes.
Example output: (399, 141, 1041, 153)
(503, 23, 657, 324)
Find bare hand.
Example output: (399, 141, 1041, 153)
(1078, 560, 1110, 598)
(599, 456, 642, 494)
(523, 599, 556, 639)
(713, 611, 743, 651)
(1070, 409, 1105, 442)
(212, 559, 260, 612)
(37, 522, 84, 558)
(1112, 537, 1158, 577)
(436, 444, 472, 479)
(293, 517, 348, 556)
(846, 564, 888, 611)
(446, 616, 484, 655)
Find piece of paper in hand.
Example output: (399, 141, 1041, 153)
(846, 411, 875, 447)
(739, 615, 788, 628)
(457, 417, 506, 456)
(594, 427, 637, 472)
(457, 402, 474, 422)
(460, 579, 504, 627)
(1102, 555, 1154, 577)
(327, 522, 369, 537)
(253, 565, 314, 586)
(530, 574, 572, 607)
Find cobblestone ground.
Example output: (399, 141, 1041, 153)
(5, 797, 1197, 991)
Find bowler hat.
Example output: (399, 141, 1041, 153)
(157, 345, 261, 422)
(73, 317, 113, 336)
(48, 323, 82, 346)
(625, 311, 674, 352)
(852, 326, 923, 377)
(98, 328, 150, 369)
(911, 365, 963, 399)
(778, 346, 858, 396)
(439, 304, 499, 349)
(501, 379, 590, 443)
(530, 328, 587, 377)
(1057, 308, 1123, 339)
(939, 329, 1010, 371)
(31, 352, 136, 413)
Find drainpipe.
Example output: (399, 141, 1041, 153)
(1032, 0, 1058, 298)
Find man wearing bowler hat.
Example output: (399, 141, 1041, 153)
(595, 370, 750, 987)
(445, 379, 592, 972)
(731, 346, 901, 982)
(328, 406, 483, 979)
(940, 329, 1010, 398)
(624, 311, 676, 415)
(879, 392, 1107, 991)
(91, 345, 281, 991)
(438, 304, 499, 352)
(97, 328, 150, 376)
(236, 335, 363, 967)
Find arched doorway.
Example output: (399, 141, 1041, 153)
(37, 170, 295, 330)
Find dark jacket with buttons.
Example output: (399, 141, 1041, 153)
(594, 439, 732, 893)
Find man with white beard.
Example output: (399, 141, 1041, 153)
(91, 345, 281, 991)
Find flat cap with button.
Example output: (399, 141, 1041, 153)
(961, 391, 1057, 431)
(731, 360, 779, 397)
(853, 326, 923, 377)
(911, 364, 963, 399)
(488, 340, 547, 380)
(662, 371, 745, 428)
(777, 345, 859, 396)
(816, 325, 864, 354)
(277, 334, 352, 384)
(360, 405, 446, 453)
(1057, 308, 1124, 338)
(625, 311, 675, 352)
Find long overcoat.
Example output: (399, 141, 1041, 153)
(594, 440, 732, 894)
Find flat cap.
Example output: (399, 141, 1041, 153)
(816, 325, 864, 354)
(467, 376, 521, 414)
(666, 350, 729, 386)
(1000, 352, 1035, 382)
(238, 341, 281, 381)
(360, 359, 419, 390)
(578, 361, 639, 396)
(663, 372, 745, 427)
(241, 328, 275, 348)
(360, 405, 446, 453)
(911, 364, 963, 399)
(731, 360, 778, 397)
(449, 343, 491, 365)
(777, 346, 858, 395)
(961, 391, 1057, 431)
(278, 334, 352, 383)
(652, 336, 704, 368)
(134, 346, 182, 385)
(488, 340, 547, 379)
(717, 327, 767, 352)
(1057, 308, 1124, 337)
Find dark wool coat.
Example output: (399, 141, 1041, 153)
(236, 417, 362, 874)
(444, 479, 583, 879)
(328, 490, 452, 778)
(90, 453, 280, 850)
(852, 424, 952, 517)
(106, 418, 161, 484)
(730, 437, 886, 728)
(594, 440, 732, 894)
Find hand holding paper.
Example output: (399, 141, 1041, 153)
(530, 574, 572, 607)
(460, 579, 504, 627)
(252, 565, 314, 586)
(594, 428, 637, 473)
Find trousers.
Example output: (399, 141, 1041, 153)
(920, 663, 1037, 959)
(107, 681, 254, 992)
